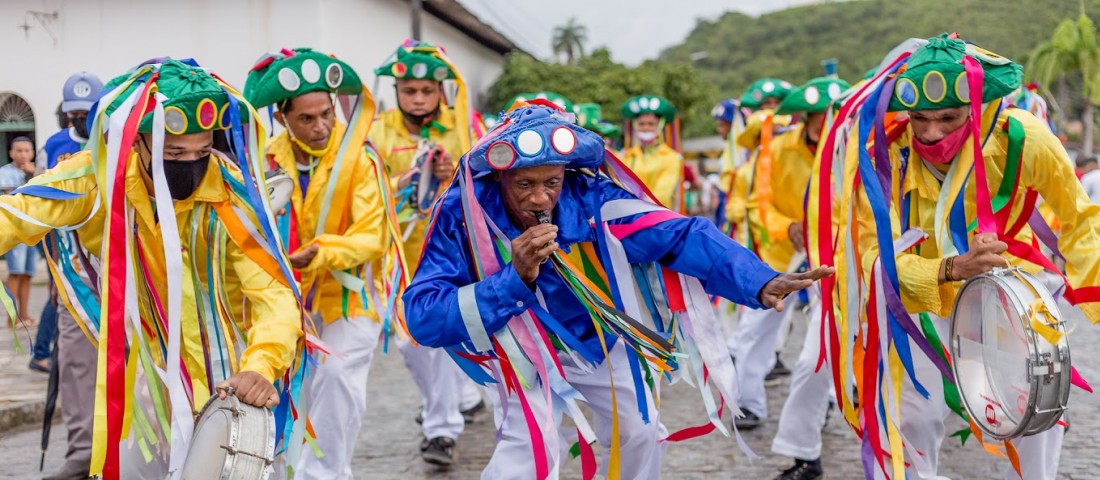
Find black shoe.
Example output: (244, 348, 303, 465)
(421, 436, 456, 466)
(28, 358, 50, 373)
(460, 399, 486, 424)
(771, 354, 791, 376)
(415, 410, 423, 425)
(775, 458, 824, 480)
(733, 411, 762, 431)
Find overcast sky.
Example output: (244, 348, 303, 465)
(459, 0, 824, 65)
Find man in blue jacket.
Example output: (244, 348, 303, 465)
(403, 102, 831, 479)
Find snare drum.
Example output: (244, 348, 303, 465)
(949, 267, 1070, 440)
(181, 387, 276, 480)
(264, 169, 294, 213)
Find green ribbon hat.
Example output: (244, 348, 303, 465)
(507, 91, 573, 113)
(99, 59, 247, 135)
(776, 77, 852, 115)
(621, 95, 677, 121)
(889, 33, 1022, 112)
(243, 48, 362, 109)
(375, 46, 456, 81)
(574, 102, 621, 138)
(739, 78, 794, 109)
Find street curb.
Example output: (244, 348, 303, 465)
(0, 400, 45, 433)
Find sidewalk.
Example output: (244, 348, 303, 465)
(0, 260, 52, 434)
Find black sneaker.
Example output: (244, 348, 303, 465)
(765, 354, 791, 387)
(775, 458, 824, 480)
(771, 353, 791, 376)
(733, 411, 762, 431)
(421, 436, 456, 466)
(461, 399, 486, 424)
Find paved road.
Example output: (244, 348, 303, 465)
(2, 280, 1099, 479)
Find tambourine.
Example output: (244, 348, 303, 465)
(949, 267, 1070, 440)
(181, 386, 276, 480)
(264, 168, 294, 213)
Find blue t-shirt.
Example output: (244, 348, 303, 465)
(42, 128, 84, 170)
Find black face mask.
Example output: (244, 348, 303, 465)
(400, 104, 441, 129)
(144, 155, 211, 200)
(71, 119, 89, 141)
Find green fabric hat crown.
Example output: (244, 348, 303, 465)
(508, 91, 573, 113)
(102, 59, 247, 135)
(621, 95, 677, 121)
(243, 48, 361, 109)
(776, 77, 852, 115)
(574, 102, 604, 130)
(375, 47, 455, 81)
(889, 33, 1022, 112)
(739, 78, 793, 109)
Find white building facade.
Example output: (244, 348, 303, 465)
(0, 0, 517, 161)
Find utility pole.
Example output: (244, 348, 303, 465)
(411, 0, 423, 40)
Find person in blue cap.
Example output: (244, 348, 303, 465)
(34, 71, 104, 480)
(403, 102, 832, 479)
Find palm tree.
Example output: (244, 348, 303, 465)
(552, 18, 587, 65)
(1028, 12, 1100, 156)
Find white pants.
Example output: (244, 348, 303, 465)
(483, 342, 668, 480)
(731, 307, 785, 418)
(396, 336, 472, 440)
(877, 313, 1063, 480)
(295, 317, 382, 480)
(772, 300, 831, 460)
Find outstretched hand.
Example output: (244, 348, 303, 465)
(758, 266, 835, 312)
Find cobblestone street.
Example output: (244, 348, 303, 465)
(2, 285, 1099, 479)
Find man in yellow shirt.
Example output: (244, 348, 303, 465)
(370, 40, 483, 466)
(726, 78, 814, 431)
(0, 59, 304, 478)
(244, 47, 399, 479)
(764, 76, 849, 480)
(619, 95, 684, 210)
(828, 34, 1100, 480)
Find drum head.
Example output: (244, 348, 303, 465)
(952, 274, 1034, 439)
(182, 396, 235, 479)
(265, 173, 294, 213)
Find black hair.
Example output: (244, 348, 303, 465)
(278, 91, 335, 114)
(10, 136, 33, 147)
(1078, 155, 1098, 168)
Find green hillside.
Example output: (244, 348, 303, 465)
(660, 0, 1100, 136)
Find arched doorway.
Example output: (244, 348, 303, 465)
(0, 92, 36, 165)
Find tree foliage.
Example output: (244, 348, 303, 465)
(487, 48, 717, 133)
(552, 17, 588, 65)
(1028, 12, 1100, 154)
(659, 0, 1100, 136)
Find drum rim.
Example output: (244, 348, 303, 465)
(949, 267, 1070, 440)
(183, 391, 277, 480)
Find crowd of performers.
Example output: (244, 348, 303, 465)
(2, 32, 1098, 480)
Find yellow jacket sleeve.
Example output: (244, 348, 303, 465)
(302, 149, 389, 272)
(1011, 112, 1100, 323)
(229, 242, 304, 382)
(0, 158, 96, 253)
(718, 145, 735, 194)
(725, 160, 752, 225)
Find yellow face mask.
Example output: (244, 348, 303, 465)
(288, 125, 338, 159)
